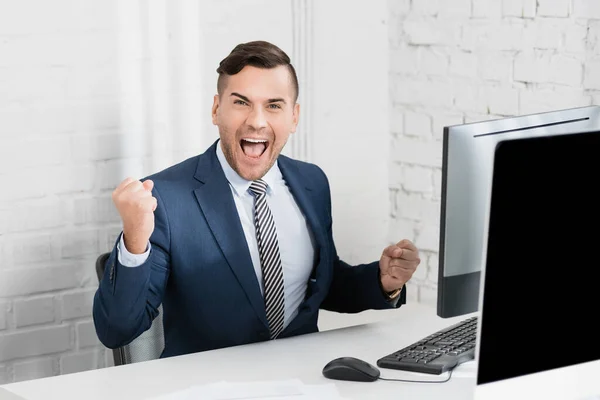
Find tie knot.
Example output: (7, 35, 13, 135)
(249, 179, 268, 197)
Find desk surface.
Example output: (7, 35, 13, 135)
(0, 303, 479, 400)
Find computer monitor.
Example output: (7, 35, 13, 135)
(437, 105, 600, 318)
(473, 130, 600, 400)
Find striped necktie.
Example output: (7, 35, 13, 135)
(249, 179, 285, 339)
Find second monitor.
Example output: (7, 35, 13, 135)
(437, 105, 600, 318)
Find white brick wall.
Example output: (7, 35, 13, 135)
(388, 0, 600, 308)
(0, 366, 9, 385)
(14, 297, 55, 328)
(0, 325, 72, 363)
(13, 358, 56, 382)
(0, 302, 6, 331)
(0, 0, 359, 386)
(0, 0, 180, 384)
(60, 350, 104, 375)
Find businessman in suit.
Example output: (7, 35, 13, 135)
(93, 40, 421, 358)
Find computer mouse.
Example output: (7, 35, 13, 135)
(322, 356, 381, 382)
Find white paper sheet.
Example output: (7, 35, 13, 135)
(146, 379, 348, 400)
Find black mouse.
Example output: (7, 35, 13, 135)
(322, 356, 381, 382)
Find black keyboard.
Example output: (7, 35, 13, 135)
(376, 316, 478, 375)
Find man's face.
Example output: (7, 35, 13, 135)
(212, 65, 300, 181)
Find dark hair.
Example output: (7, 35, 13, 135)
(216, 40, 299, 102)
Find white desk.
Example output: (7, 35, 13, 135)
(0, 303, 479, 400)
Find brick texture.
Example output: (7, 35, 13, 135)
(388, 0, 599, 308)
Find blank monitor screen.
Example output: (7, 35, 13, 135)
(476, 130, 600, 385)
(437, 105, 600, 318)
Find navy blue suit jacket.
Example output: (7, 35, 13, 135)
(93, 140, 406, 358)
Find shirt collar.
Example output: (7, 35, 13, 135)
(215, 139, 281, 197)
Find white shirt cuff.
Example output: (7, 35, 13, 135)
(117, 233, 151, 267)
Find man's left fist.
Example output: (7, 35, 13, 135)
(379, 239, 421, 293)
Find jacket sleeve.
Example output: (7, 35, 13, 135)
(319, 223, 407, 313)
(92, 183, 171, 349)
(316, 169, 406, 313)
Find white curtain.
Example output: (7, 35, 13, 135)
(115, 0, 207, 177)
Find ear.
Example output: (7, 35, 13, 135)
(291, 102, 300, 133)
(211, 95, 220, 125)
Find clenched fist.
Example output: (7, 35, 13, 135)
(112, 177, 157, 254)
(379, 239, 421, 293)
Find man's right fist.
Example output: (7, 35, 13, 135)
(112, 177, 158, 255)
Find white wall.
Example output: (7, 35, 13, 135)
(4, 0, 599, 386)
(387, 0, 600, 306)
(0, 0, 390, 384)
(311, 0, 390, 266)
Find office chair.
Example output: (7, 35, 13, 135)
(95, 252, 165, 366)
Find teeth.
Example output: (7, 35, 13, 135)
(242, 138, 267, 143)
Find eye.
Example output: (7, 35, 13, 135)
(268, 103, 282, 109)
(234, 99, 248, 106)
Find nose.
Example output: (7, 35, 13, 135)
(245, 106, 268, 131)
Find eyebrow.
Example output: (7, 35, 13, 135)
(230, 92, 286, 104)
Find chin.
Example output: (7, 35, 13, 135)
(236, 164, 269, 181)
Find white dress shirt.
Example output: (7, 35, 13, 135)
(117, 140, 317, 329)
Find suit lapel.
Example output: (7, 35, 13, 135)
(191, 143, 329, 330)
(192, 141, 268, 328)
(277, 156, 328, 274)
(276, 156, 332, 340)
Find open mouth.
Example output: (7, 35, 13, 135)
(240, 138, 269, 159)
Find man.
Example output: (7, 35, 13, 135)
(93, 40, 420, 358)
